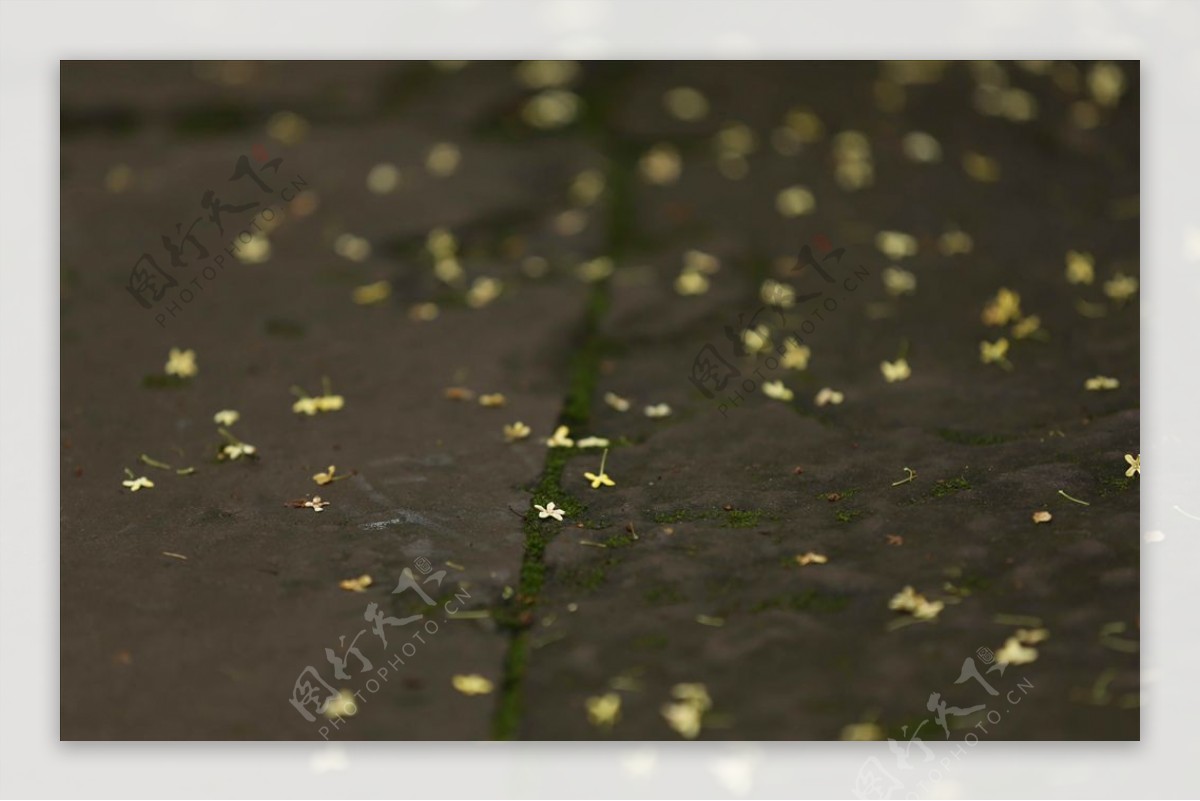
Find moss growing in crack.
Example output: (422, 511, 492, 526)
(749, 590, 850, 614)
(632, 633, 669, 651)
(835, 508, 865, 524)
(722, 509, 770, 528)
(602, 530, 638, 549)
(651, 507, 776, 528)
(930, 477, 972, 498)
(937, 428, 1014, 446)
(644, 583, 687, 606)
(1098, 475, 1134, 496)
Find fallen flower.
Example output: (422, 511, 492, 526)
(1124, 453, 1140, 478)
(164, 347, 197, 378)
(762, 380, 794, 402)
(221, 442, 257, 461)
(644, 403, 672, 418)
(674, 271, 710, 296)
(761, 279, 797, 308)
(1103, 272, 1138, 301)
(880, 358, 911, 383)
(979, 338, 1011, 367)
(795, 552, 828, 566)
(604, 392, 631, 412)
(292, 396, 321, 416)
(546, 425, 574, 448)
(661, 683, 712, 739)
(586, 693, 622, 729)
(882, 266, 917, 297)
(982, 288, 1022, 326)
(217, 428, 257, 461)
(662, 702, 703, 740)
(312, 465, 339, 485)
(444, 386, 475, 401)
(302, 496, 329, 512)
(1066, 251, 1095, 285)
(814, 387, 844, 407)
(213, 409, 240, 426)
(535, 502, 565, 522)
(996, 636, 1038, 665)
(741, 325, 771, 355)
(584, 448, 616, 489)
(504, 422, 531, 442)
(478, 393, 507, 408)
(889, 586, 944, 620)
(292, 378, 345, 415)
(1011, 315, 1042, 339)
(467, 277, 504, 308)
(576, 436, 611, 448)
(1085, 375, 1119, 391)
(451, 674, 494, 696)
(1032, 510, 1053, 524)
(323, 689, 358, 719)
(122, 469, 154, 492)
(352, 280, 391, 306)
(339, 574, 373, 592)
(781, 339, 811, 370)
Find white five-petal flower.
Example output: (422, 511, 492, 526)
(534, 502, 565, 521)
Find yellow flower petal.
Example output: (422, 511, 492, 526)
(451, 674, 494, 695)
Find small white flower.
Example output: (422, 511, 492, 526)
(503, 422, 531, 442)
(303, 496, 329, 513)
(546, 425, 575, 448)
(644, 403, 672, 418)
(1085, 375, 1119, 391)
(220, 442, 257, 461)
(534, 502, 565, 522)
(780, 339, 811, 370)
(815, 387, 844, 407)
(213, 409, 240, 426)
(604, 392, 631, 412)
(741, 325, 771, 355)
(762, 380, 794, 402)
(576, 436, 611, 448)
(880, 358, 911, 383)
(1124, 453, 1140, 478)
(674, 271, 710, 296)
(122, 475, 154, 492)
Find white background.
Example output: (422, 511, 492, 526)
(2, 0, 1197, 797)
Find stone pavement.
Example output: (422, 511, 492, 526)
(60, 60, 1139, 741)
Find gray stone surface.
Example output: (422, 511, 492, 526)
(60, 60, 1138, 741)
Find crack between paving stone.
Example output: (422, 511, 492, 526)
(490, 279, 610, 739)
(490, 87, 636, 736)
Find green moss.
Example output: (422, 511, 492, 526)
(835, 509, 864, 523)
(631, 633, 668, 651)
(1098, 475, 1134, 496)
(937, 428, 1014, 446)
(723, 509, 766, 528)
(749, 591, 849, 614)
(651, 507, 776, 528)
(930, 477, 972, 498)
(602, 531, 638, 549)
(644, 584, 687, 606)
